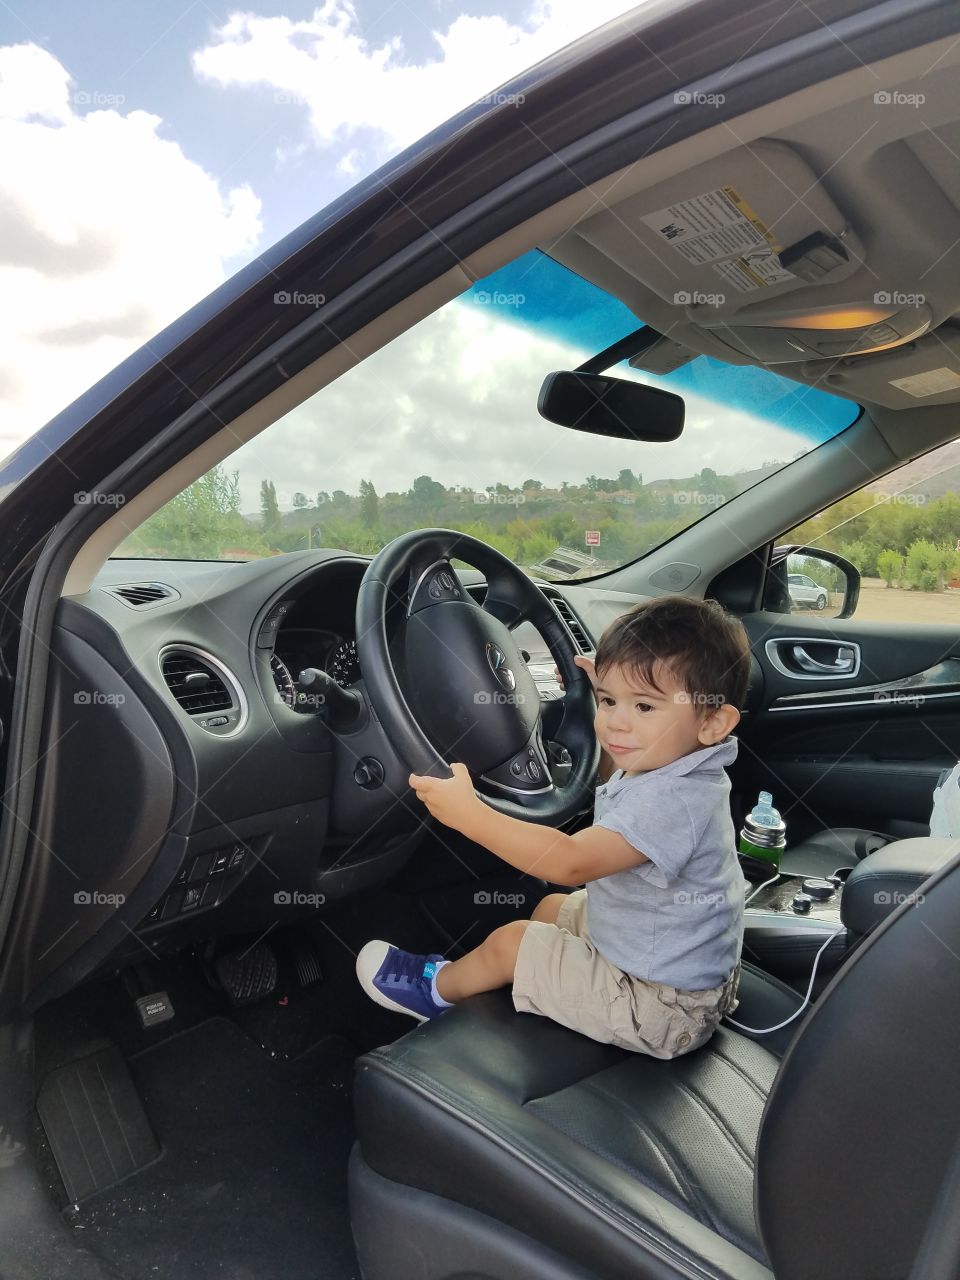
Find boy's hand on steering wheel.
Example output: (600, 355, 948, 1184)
(554, 653, 597, 693)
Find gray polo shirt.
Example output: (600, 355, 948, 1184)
(588, 737, 744, 990)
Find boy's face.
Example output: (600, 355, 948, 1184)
(594, 660, 739, 776)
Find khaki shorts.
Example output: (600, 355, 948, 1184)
(513, 889, 741, 1059)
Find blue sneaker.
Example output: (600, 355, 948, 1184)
(356, 940, 451, 1022)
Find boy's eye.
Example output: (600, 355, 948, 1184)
(635, 702, 654, 713)
(599, 695, 615, 706)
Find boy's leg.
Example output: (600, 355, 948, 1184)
(530, 892, 568, 925)
(435, 920, 530, 1003)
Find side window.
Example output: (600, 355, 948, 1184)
(783, 438, 960, 625)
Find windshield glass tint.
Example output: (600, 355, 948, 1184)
(115, 251, 860, 576)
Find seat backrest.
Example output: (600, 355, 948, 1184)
(756, 848, 960, 1279)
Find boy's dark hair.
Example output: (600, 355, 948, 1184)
(594, 595, 751, 711)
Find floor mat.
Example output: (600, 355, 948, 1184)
(74, 1018, 359, 1280)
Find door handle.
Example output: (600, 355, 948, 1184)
(792, 644, 856, 675)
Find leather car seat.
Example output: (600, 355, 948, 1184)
(350, 852, 960, 1280)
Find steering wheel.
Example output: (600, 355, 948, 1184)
(356, 529, 599, 823)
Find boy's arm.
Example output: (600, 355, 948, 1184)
(410, 763, 647, 886)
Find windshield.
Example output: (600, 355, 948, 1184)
(115, 251, 860, 576)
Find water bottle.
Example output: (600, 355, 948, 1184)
(739, 791, 787, 870)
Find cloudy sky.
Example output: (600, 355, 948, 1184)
(0, 0, 644, 460)
(0, 0, 861, 516)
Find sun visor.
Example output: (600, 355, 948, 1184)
(574, 141, 863, 317)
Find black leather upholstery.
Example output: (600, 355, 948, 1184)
(352, 962, 798, 1280)
(779, 825, 890, 877)
(351, 857, 960, 1280)
(758, 847, 960, 1279)
(841, 836, 960, 935)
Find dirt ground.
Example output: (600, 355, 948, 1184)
(825, 578, 960, 626)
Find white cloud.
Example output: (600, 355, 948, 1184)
(0, 43, 263, 457)
(192, 0, 642, 172)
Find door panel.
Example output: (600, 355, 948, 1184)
(735, 613, 960, 841)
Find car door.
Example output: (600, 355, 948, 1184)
(733, 595, 960, 847)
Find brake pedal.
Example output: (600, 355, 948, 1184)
(213, 943, 278, 1006)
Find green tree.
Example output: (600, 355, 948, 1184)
(260, 480, 280, 538)
(618, 469, 640, 490)
(877, 549, 903, 587)
(359, 479, 379, 528)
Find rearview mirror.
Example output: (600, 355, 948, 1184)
(537, 371, 684, 442)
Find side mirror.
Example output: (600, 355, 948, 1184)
(764, 545, 861, 619)
(537, 371, 684, 442)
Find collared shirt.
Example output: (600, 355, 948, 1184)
(588, 736, 744, 990)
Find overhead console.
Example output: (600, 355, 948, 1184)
(548, 50, 960, 410)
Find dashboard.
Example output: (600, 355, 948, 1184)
(23, 548, 597, 997)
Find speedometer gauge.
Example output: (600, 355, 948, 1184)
(328, 638, 360, 686)
(270, 654, 296, 708)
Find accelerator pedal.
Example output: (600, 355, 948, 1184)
(289, 936, 323, 988)
(37, 1046, 159, 1202)
(214, 943, 278, 1006)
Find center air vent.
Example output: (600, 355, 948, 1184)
(159, 647, 246, 736)
(107, 582, 180, 609)
(543, 591, 592, 654)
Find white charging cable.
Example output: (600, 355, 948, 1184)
(725, 925, 847, 1035)
(743, 871, 780, 906)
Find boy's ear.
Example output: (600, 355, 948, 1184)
(697, 701, 740, 745)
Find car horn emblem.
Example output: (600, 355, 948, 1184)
(485, 642, 516, 690)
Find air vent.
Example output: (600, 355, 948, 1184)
(161, 650, 235, 718)
(544, 592, 592, 654)
(107, 582, 179, 609)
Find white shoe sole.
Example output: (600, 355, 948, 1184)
(355, 939, 428, 1023)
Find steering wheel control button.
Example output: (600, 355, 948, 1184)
(526, 759, 543, 781)
(802, 877, 836, 901)
(354, 757, 385, 789)
(510, 760, 524, 777)
(408, 562, 463, 614)
(792, 892, 814, 915)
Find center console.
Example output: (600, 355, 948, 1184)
(743, 872, 849, 980)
